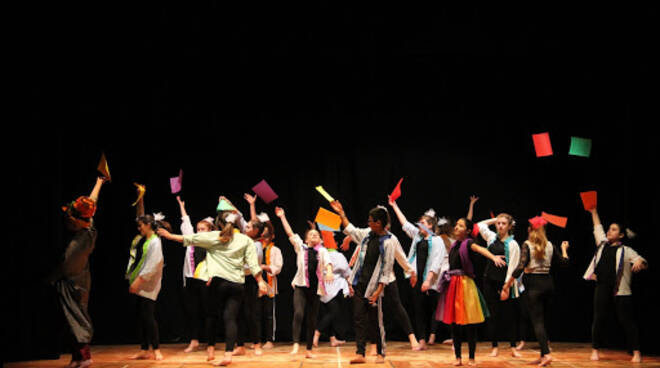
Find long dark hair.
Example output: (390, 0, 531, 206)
(137, 214, 172, 232)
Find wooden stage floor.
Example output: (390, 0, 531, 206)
(6, 341, 660, 367)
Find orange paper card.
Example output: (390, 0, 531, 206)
(315, 207, 341, 231)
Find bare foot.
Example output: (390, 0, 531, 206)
(213, 352, 233, 366)
(369, 344, 378, 356)
(375, 354, 385, 364)
(207, 346, 216, 361)
(330, 337, 346, 347)
(590, 349, 599, 361)
(262, 341, 274, 349)
(254, 344, 263, 356)
(632, 350, 642, 363)
(313, 330, 321, 348)
(78, 359, 93, 368)
(528, 358, 542, 365)
(184, 340, 200, 353)
(128, 350, 151, 360)
(411, 343, 422, 351)
(512, 348, 523, 358)
(350, 355, 366, 364)
(290, 343, 300, 355)
(538, 355, 552, 367)
(233, 346, 246, 356)
(516, 341, 525, 351)
(428, 333, 436, 345)
(453, 358, 463, 366)
(467, 359, 477, 366)
(489, 347, 498, 357)
(154, 349, 163, 361)
(419, 340, 428, 351)
(443, 339, 454, 345)
(305, 350, 316, 359)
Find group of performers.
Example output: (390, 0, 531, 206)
(52, 176, 648, 367)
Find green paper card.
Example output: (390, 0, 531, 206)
(569, 137, 592, 157)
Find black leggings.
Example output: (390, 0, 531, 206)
(258, 296, 276, 343)
(317, 293, 344, 337)
(292, 286, 320, 350)
(183, 278, 209, 341)
(451, 324, 477, 360)
(237, 277, 261, 346)
(136, 295, 159, 350)
(592, 284, 640, 351)
(411, 286, 438, 341)
(353, 291, 385, 357)
(482, 278, 516, 348)
(206, 277, 244, 351)
(523, 274, 554, 356)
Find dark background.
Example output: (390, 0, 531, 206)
(5, 3, 658, 362)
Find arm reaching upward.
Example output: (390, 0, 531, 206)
(387, 196, 408, 227)
(89, 177, 106, 202)
(466, 195, 479, 221)
(244, 193, 258, 222)
(330, 200, 350, 228)
(274, 207, 295, 238)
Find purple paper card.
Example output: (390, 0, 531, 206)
(252, 179, 278, 204)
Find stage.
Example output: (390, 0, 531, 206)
(6, 342, 660, 367)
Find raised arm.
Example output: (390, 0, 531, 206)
(589, 208, 601, 228)
(89, 177, 106, 202)
(466, 195, 479, 221)
(330, 200, 350, 228)
(176, 196, 188, 217)
(274, 207, 295, 238)
(244, 193, 258, 222)
(387, 196, 408, 227)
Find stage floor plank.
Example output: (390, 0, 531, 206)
(6, 342, 660, 367)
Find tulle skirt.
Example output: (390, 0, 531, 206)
(436, 275, 490, 325)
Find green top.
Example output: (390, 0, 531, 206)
(183, 231, 261, 284)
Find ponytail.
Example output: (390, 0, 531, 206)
(219, 222, 235, 243)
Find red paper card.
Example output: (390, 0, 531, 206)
(532, 132, 553, 157)
(580, 191, 597, 211)
(321, 230, 337, 250)
(390, 178, 403, 201)
(541, 211, 568, 228)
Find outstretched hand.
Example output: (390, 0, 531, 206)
(244, 193, 256, 205)
(469, 195, 479, 205)
(492, 255, 507, 268)
(330, 200, 344, 215)
(340, 236, 352, 251)
(274, 207, 285, 218)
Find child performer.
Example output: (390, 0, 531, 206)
(584, 206, 647, 363)
(49, 177, 106, 368)
(176, 196, 216, 359)
(330, 200, 397, 365)
(388, 198, 448, 351)
(314, 231, 352, 347)
(503, 216, 569, 367)
(157, 209, 268, 367)
(274, 206, 333, 358)
(125, 184, 170, 361)
(255, 214, 282, 349)
(435, 218, 506, 366)
(476, 213, 521, 357)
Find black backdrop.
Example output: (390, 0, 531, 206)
(5, 3, 659, 362)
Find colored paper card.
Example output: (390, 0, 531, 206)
(315, 186, 335, 202)
(416, 222, 434, 236)
(97, 153, 111, 182)
(389, 178, 403, 201)
(314, 207, 341, 231)
(131, 183, 145, 207)
(216, 199, 235, 212)
(321, 230, 338, 250)
(532, 132, 553, 157)
(317, 223, 338, 232)
(569, 137, 592, 157)
(169, 169, 183, 194)
(252, 179, 278, 204)
(541, 211, 568, 228)
(580, 191, 597, 211)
